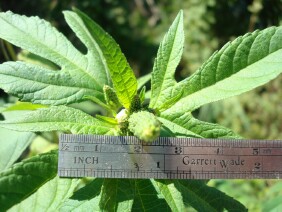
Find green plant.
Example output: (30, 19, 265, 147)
(0, 8, 281, 211)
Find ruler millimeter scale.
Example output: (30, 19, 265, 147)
(58, 134, 282, 179)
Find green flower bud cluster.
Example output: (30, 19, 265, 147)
(128, 110, 161, 142)
(115, 94, 161, 141)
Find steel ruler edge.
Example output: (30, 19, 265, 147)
(58, 134, 282, 179)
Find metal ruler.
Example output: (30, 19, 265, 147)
(58, 134, 282, 179)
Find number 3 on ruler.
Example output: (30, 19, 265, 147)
(175, 147, 182, 154)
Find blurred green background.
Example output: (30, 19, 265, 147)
(0, 0, 282, 211)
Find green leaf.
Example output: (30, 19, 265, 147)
(158, 117, 203, 138)
(150, 10, 184, 109)
(0, 128, 35, 172)
(139, 86, 146, 104)
(3, 102, 47, 112)
(157, 89, 183, 112)
(96, 114, 118, 125)
(0, 106, 115, 135)
(63, 11, 111, 87)
(18, 50, 59, 70)
(161, 112, 241, 139)
(103, 85, 122, 112)
(9, 176, 80, 212)
(0, 150, 58, 211)
(137, 73, 151, 90)
(263, 196, 282, 212)
(159, 180, 247, 212)
(99, 179, 170, 212)
(262, 182, 282, 212)
(0, 11, 107, 105)
(152, 179, 185, 211)
(72, 9, 138, 109)
(99, 179, 134, 211)
(61, 179, 170, 212)
(59, 178, 103, 211)
(132, 180, 170, 211)
(0, 62, 104, 106)
(165, 26, 282, 115)
(83, 95, 113, 114)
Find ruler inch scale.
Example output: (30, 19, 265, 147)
(58, 134, 282, 179)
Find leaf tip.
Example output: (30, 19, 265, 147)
(177, 9, 184, 20)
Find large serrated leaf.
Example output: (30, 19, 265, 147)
(158, 117, 203, 138)
(0, 150, 58, 211)
(0, 11, 108, 105)
(99, 179, 135, 211)
(63, 11, 111, 86)
(132, 180, 170, 212)
(164, 26, 282, 115)
(100, 179, 170, 211)
(60, 179, 170, 212)
(172, 180, 248, 212)
(0, 106, 114, 135)
(161, 112, 242, 139)
(9, 177, 80, 212)
(150, 10, 184, 109)
(59, 178, 103, 212)
(0, 128, 35, 172)
(73, 9, 138, 109)
(151, 179, 184, 211)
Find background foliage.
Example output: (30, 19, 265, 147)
(0, 0, 281, 211)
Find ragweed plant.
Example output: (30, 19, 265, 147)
(0, 8, 282, 211)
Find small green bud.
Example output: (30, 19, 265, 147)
(128, 111, 161, 142)
(103, 85, 122, 111)
(129, 94, 142, 114)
